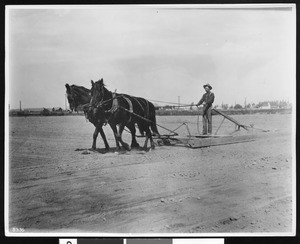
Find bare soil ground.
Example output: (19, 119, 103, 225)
(7, 114, 294, 235)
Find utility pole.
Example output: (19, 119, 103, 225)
(65, 93, 67, 110)
(178, 96, 180, 109)
(19, 100, 22, 111)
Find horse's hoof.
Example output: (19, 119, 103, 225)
(131, 143, 140, 149)
(122, 144, 131, 151)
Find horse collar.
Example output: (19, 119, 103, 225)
(107, 92, 119, 114)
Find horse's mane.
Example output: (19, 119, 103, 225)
(94, 79, 106, 87)
(71, 85, 90, 93)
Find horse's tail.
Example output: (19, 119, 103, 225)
(148, 102, 160, 136)
(136, 123, 145, 136)
(135, 97, 160, 136)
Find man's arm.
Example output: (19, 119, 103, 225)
(196, 94, 205, 106)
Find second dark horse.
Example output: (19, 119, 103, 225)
(65, 83, 111, 150)
(90, 79, 159, 151)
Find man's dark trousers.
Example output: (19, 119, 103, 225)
(203, 106, 212, 135)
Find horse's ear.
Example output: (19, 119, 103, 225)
(100, 78, 105, 86)
(65, 83, 71, 92)
(91, 80, 94, 86)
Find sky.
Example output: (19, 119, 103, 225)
(6, 5, 296, 109)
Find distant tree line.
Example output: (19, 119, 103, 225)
(157, 100, 291, 111)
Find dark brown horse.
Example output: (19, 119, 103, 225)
(90, 79, 159, 151)
(65, 83, 110, 150)
(65, 84, 90, 112)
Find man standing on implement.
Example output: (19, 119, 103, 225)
(196, 83, 215, 135)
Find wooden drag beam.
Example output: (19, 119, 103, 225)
(154, 134, 255, 148)
(187, 134, 255, 149)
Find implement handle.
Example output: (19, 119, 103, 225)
(212, 108, 249, 131)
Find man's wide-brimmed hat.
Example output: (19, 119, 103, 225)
(203, 83, 212, 90)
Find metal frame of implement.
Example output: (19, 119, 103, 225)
(122, 106, 268, 149)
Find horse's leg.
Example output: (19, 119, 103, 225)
(143, 134, 149, 151)
(98, 126, 110, 151)
(142, 124, 149, 150)
(92, 126, 99, 150)
(109, 123, 121, 150)
(127, 123, 140, 149)
(143, 126, 155, 150)
(118, 123, 131, 151)
(149, 130, 155, 149)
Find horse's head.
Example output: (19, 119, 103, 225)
(65, 83, 77, 111)
(90, 78, 105, 107)
(65, 83, 84, 112)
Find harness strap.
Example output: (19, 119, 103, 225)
(145, 99, 150, 119)
(103, 94, 133, 125)
(123, 96, 133, 113)
(130, 97, 149, 119)
(130, 96, 144, 111)
(108, 92, 119, 113)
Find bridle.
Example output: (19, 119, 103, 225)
(91, 81, 124, 109)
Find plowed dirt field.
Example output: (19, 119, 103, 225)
(7, 114, 294, 235)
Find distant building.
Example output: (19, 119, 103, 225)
(52, 107, 63, 112)
(259, 102, 271, 109)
